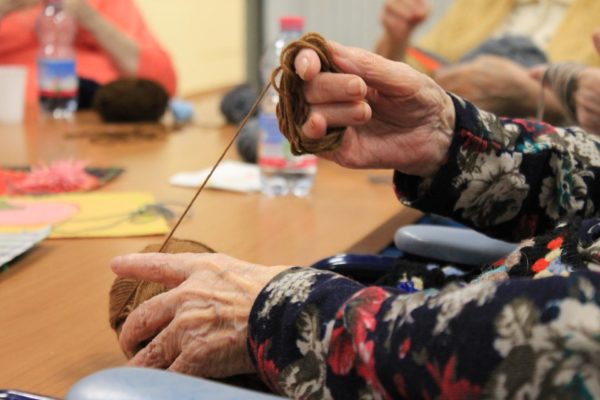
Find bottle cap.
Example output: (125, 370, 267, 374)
(279, 16, 304, 31)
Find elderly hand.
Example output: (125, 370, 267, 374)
(573, 67, 600, 135)
(0, 0, 38, 17)
(437, 55, 567, 123)
(435, 55, 542, 117)
(111, 252, 291, 378)
(594, 29, 600, 53)
(295, 41, 454, 178)
(574, 30, 600, 135)
(380, 0, 429, 41)
(62, 0, 96, 26)
(530, 28, 600, 135)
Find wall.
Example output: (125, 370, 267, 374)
(135, 0, 246, 96)
(132, 1, 455, 96)
(262, 0, 455, 51)
(263, 0, 385, 51)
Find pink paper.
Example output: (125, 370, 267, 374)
(0, 201, 79, 226)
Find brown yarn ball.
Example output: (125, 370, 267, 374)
(93, 78, 169, 123)
(273, 32, 345, 155)
(108, 238, 216, 339)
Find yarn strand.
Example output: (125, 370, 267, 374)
(158, 83, 272, 252)
(159, 32, 342, 251)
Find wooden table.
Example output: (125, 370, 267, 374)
(0, 93, 420, 398)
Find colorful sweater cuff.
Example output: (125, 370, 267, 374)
(393, 94, 478, 218)
(247, 267, 364, 394)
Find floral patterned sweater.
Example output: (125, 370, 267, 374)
(247, 96, 600, 399)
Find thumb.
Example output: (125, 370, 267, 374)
(111, 253, 193, 287)
(328, 41, 422, 95)
(593, 29, 600, 55)
(529, 64, 548, 82)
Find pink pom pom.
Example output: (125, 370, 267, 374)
(13, 160, 99, 195)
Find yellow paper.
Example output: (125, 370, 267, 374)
(0, 192, 169, 238)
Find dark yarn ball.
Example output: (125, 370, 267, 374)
(235, 117, 259, 163)
(220, 84, 259, 124)
(77, 77, 101, 110)
(93, 78, 169, 123)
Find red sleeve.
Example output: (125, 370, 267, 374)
(93, 0, 177, 95)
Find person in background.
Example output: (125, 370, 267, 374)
(0, 0, 176, 103)
(375, 0, 600, 123)
(110, 40, 600, 398)
(532, 29, 600, 136)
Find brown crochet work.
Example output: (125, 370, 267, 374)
(108, 238, 215, 339)
(273, 32, 345, 155)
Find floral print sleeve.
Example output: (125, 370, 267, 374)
(248, 268, 600, 399)
(246, 97, 600, 399)
(394, 95, 600, 242)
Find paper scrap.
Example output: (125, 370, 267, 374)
(0, 192, 169, 238)
(170, 160, 260, 193)
(0, 226, 51, 269)
(0, 200, 78, 226)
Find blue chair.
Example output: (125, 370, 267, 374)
(65, 367, 284, 400)
(311, 220, 518, 279)
(393, 224, 518, 266)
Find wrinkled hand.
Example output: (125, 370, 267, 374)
(380, 0, 429, 41)
(594, 29, 600, 54)
(295, 41, 454, 178)
(435, 55, 543, 117)
(0, 0, 38, 17)
(573, 67, 600, 135)
(574, 30, 600, 134)
(111, 252, 291, 378)
(530, 28, 600, 135)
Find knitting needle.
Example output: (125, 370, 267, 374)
(158, 83, 272, 252)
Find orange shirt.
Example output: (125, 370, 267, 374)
(0, 0, 177, 102)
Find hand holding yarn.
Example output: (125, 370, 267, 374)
(111, 252, 291, 377)
(573, 67, 600, 135)
(289, 37, 455, 178)
(530, 62, 600, 135)
(574, 32, 600, 135)
(435, 55, 556, 118)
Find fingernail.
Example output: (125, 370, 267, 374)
(110, 256, 122, 269)
(298, 56, 309, 78)
(303, 115, 318, 138)
(354, 102, 371, 122)
(346, 78, 364, 97)
(309, 115, 318, 133)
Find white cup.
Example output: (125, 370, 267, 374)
(0, 66, 27, 124)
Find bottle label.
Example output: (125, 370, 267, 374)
(38, 58, 78, 99)
(258, 113, 317, 172)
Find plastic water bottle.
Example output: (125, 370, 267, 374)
(36, 0, 78, 118)
(258, 16, 317, 197)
